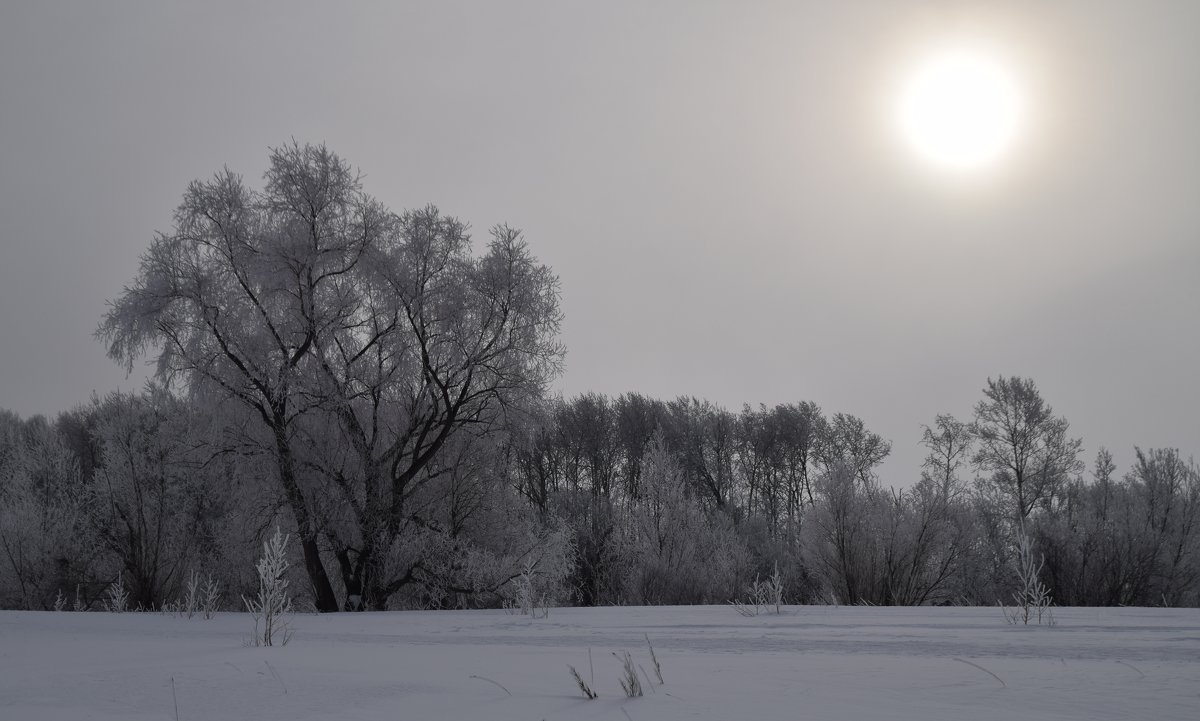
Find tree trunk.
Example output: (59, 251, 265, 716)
(336, 547, 368, 611)
(299, 535, 339, 612)
(274, 423, 339, 612)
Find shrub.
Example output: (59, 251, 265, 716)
(1001, 528, 1055, 625)
(180, 569, 222, 619)
(730, 562, 785, 616)
(104, 574, 129, 612)
(242, 528, 293, 646)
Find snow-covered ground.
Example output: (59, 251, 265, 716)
(1, 605, 1197, 720)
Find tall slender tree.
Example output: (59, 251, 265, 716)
(970, 376, 1083, 521)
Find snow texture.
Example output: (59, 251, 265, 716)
(0, 605, 1196, 720)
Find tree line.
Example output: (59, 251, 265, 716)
(1, 143, 1196, 611)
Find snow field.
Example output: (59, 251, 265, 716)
(0, 605, 1197, 720)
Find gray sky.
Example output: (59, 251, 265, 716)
(1, 0, 1197, 484)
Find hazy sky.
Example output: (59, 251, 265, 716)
(2, 0, 1197, 484)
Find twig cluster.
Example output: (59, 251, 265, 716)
(566, 639, 665, 700)
(646, 634, 663, 684)
(730, 562, 785, 616)
(181, 569, 222, 619)
(104, 574, 129, 613)
(568, 664, 597, 699)
(614, 651, 642, 698)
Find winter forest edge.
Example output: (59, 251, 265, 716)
(2, 143, 1197, 615)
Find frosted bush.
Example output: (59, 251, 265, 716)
(623, 435, 752, 605)
(181, 569, 222, 619)
(507, 559, 551, 618)
(104, 574, 129, 613)
(730, 562, 785, 616)
(200, 573, 221, 619)
(242, 528, 293, 646)
(1001, 528, 1055, 626)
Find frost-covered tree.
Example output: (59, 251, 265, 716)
(804, 463, 882, 604)
(296, 206, 563, 610)
(737, 402, 823, 542)
(0, 416, 100, 609)
(98, 143, 382, 611)
(874, 416, 973, 605)
(613, 392, 667, 501)
(814, 412, 892, 489)
(971, 376, 1083, 521)
(99, 142, 564, 611)
(1123, 448, 1200, 605)
(88, 388, 222, 609)
(661, 398, 737, 510)
(1030, 449, 1120, 605)
(625, 434, 746, 604)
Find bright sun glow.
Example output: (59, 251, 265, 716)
(898, 47, 1025, 172)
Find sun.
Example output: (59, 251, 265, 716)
(897, 47, 1025, 172)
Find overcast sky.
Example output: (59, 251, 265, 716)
(1, 0, 1197, 484)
